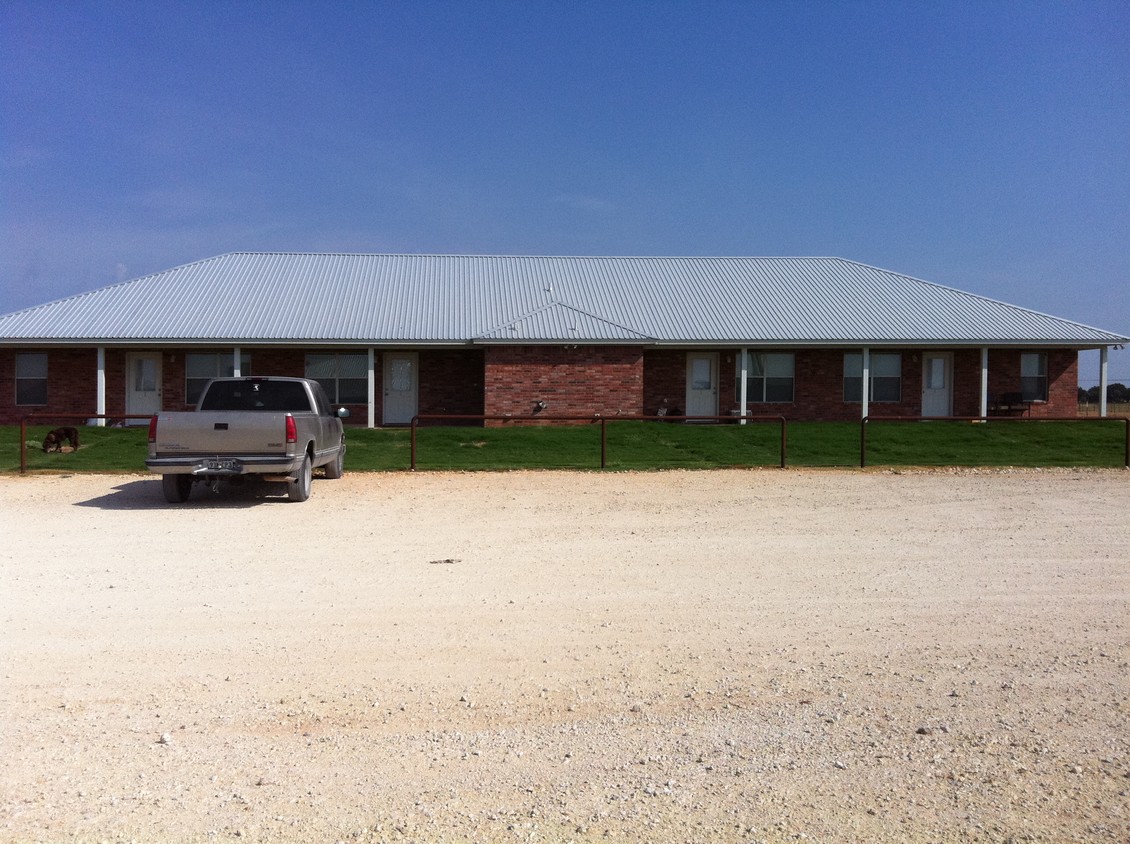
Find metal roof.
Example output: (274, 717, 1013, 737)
(0, 252, 1124, 347)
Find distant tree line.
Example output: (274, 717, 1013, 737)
(1078, 383, 1129, 403)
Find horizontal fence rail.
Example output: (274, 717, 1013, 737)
(14, 413, 1126, 474)
(19, 413, 154, 474)
(410, 414, 788, 470)
(860, 415, 1130, 469)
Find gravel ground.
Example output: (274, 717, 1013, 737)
(1, 468, 1128, 843)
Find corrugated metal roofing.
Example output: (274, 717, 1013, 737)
(477, 301, 653, 342)
(0, 253, 1124, 346)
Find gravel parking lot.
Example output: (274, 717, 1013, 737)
(2, 468, 1128, 843)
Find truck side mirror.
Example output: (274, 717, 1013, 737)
(337, 407, 351, 418)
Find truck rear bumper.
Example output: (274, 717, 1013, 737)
(146, 455, 304, 476)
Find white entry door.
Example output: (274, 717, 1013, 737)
(382, 352, 419, 425)
(921, 352, 953, 417)
(685, 352, 719, 419)
(126, 352, 162, 420)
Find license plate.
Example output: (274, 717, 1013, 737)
(201, 458, 240, 471)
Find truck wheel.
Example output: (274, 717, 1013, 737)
(324, 441, 345, 479)
(288, 454, 312, 502)
(162, 474, 192, 503)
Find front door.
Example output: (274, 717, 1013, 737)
(921, 352, 953, 417)
(685, 352, 718, 419)
(382, 352, 419, 425)
(125, 352, 162, 421)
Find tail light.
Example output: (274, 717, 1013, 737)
(148, 415, 158, 443)
(285, 414, 297, 444)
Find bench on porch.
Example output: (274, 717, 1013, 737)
(988, 391, 1032, 416)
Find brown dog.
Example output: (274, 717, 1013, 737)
(43, 427, 80, 453)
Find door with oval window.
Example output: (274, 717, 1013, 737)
(382, 352, 419, 425)
(921, 352, 953, 417)
(125, 352, 162, 422)
(685, 352, 718, 419)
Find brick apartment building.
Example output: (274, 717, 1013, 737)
(0, 253, 1125, 426)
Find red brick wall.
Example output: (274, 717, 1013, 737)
(246, 349, 374, 420)
(0, 344, 1084, 426)
(952, 350, 983, 416)
(251, 349, 305, 377)
(706, 349, 924, 421)
(0, 348, 100, 424)
(161, 351, 189, 411)
(419, 350, 484, 417)
(793, 350, 850, 421)
(483, 346, 643, 423)
(988, 349, 1078, 417)
(642, 351, 744, 418)
(788, 349, 919, 421)
(653, 349, 952, 421)
(151, 347, 485, 424)
(104, 349, 173, 419)
(642, 350, 685, 415)
(0, 352, 13, 422)
(1046, 350, 1079, 417)
(719, 353, 737, 412)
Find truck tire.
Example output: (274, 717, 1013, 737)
(162, 474, 192, 503)
(288, 454, 312, 502)
(324, 441, 345, 479)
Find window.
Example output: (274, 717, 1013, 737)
(15, 352, 48, 405)
(844, 352, 902, 403)
(186, 352, 251, 405)
(690, 356, 713, 390)
(1020, 352, 1047, 402)
(200, 379, 311, 412)
(926, 356, 946, 390)
(736, 352, 794, 403)
(306, 353, 367, 403)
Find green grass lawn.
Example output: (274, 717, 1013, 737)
(406, 420, 787, 470)
(2, 424, 151, 473)
(861, 418, 1128, 468)
(2, 418, 1126, 474)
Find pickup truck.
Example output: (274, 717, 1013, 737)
(146, 376, 349, 503)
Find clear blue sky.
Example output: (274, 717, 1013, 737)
(2, 0, 1127, 383)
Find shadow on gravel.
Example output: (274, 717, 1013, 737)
(74, 478, 295, 510)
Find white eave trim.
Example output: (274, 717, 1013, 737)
(2, 336, 1125, 349)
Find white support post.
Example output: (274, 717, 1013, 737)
(367, 348, 376, 428)
(1099, 347, 1109, 418)
(232, 346, 241, 378)
(980, 347, 989, 418)
(861, 347, 870, 419)
(96, 346, 106, 426)
(738, 347, 748, 424)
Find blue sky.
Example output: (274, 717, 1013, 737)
(2, 0, 1127, 383)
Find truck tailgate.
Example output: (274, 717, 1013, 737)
(150, 411, 291, 455)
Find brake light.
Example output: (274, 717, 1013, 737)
(285, 414, 297, 444)
(148, 415, 158, 443)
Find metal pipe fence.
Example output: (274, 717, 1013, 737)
(409, 414, 789, 470)
(13, 413, 1126, 474)
(860, 415, 1130, 468)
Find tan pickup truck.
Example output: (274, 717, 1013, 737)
(146, 376, 349, 503)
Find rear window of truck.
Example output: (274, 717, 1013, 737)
(199, 380, 312, 412)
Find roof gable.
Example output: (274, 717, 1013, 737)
(475, 301, 653, 342)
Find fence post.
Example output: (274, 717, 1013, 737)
(860, 417, 868, 468)
(410, 416, 418, 471)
